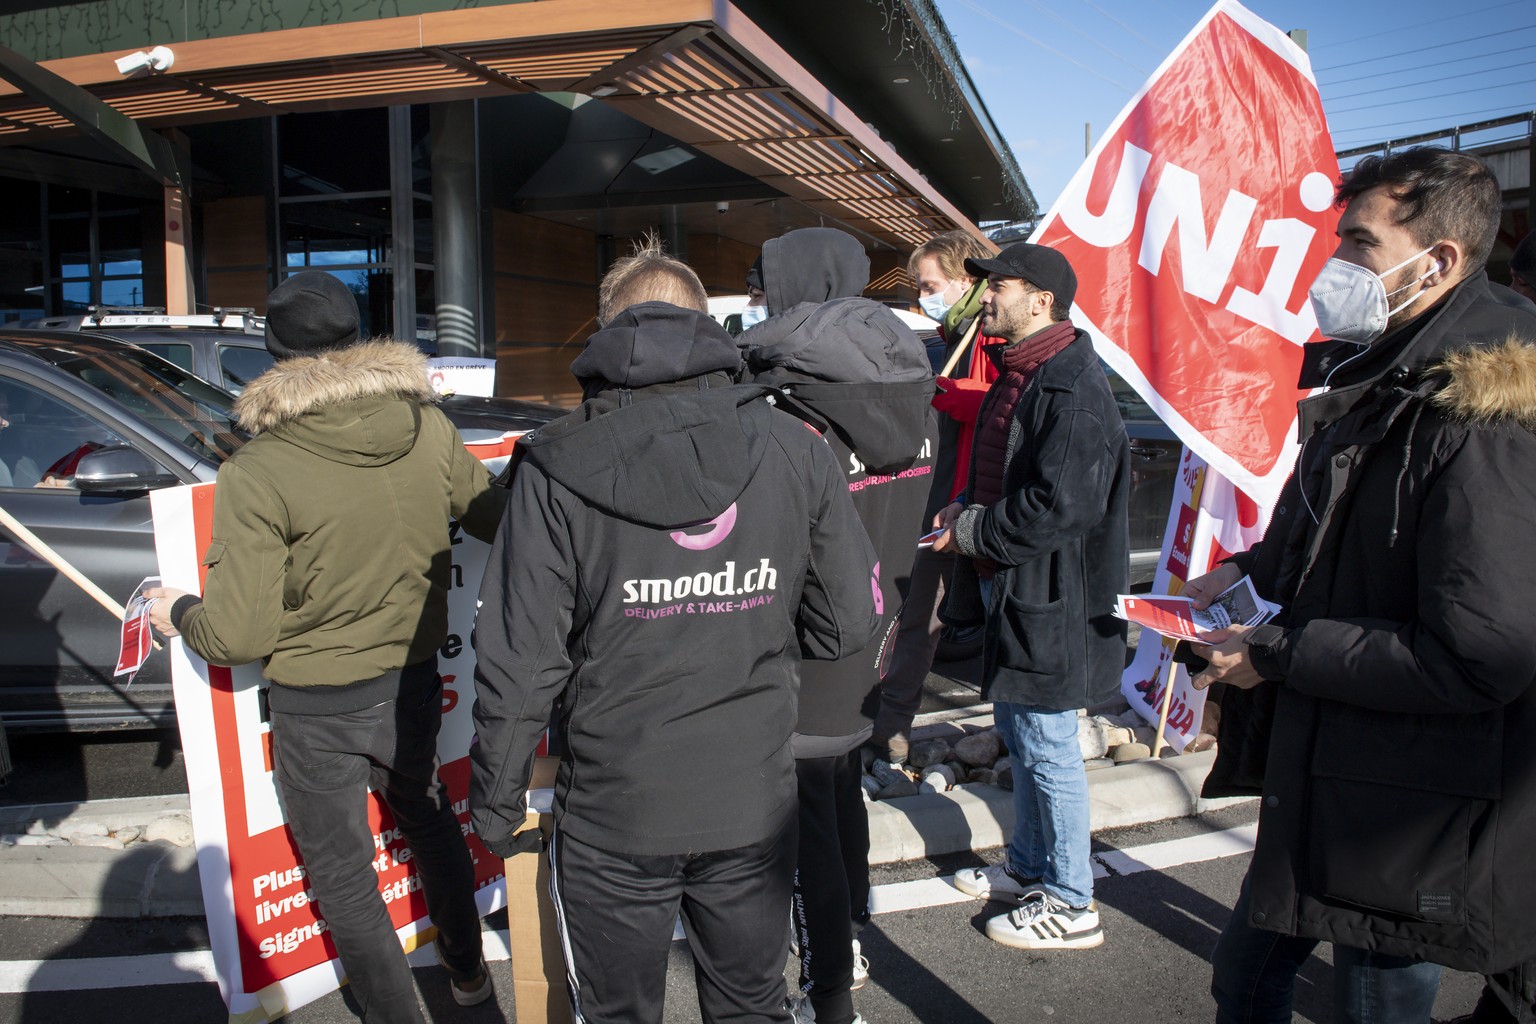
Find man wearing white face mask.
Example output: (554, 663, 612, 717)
(1184, 147, 1536, 1023)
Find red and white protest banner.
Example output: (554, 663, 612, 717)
(151, 435, 523, 1023)
(1032, 0, 1338, 509)
(1120, 451, 1269, 750)
(1024, 0, 1338, 745)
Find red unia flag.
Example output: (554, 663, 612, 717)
(1033, 0, 1339, 507)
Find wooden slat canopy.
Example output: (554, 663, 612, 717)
(0, 0, 980, 247)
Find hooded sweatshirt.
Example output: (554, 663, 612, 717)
(740, 228, 938, 756)
(172, 341, 505, 704)
(469, 302, 881, 857)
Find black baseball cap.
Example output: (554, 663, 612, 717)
(964, 242, 1077, 309)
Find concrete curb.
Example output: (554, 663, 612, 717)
(864, 748, 1247, 865)
(0, 750, 1243, 917)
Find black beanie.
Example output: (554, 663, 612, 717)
(745, 255, 763, 293)
(265, 270, 362, 360)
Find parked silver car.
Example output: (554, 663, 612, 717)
(0, 331, 556, 732)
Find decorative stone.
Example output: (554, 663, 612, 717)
(918, 764, 957, 793)
(1113, 742, 1152, 764)
(954, 730, 1003, 767)
(968, 769, 998, 787)
(1078, 718, 1111, 761)
(1084, 757, 1115, 771)
(1184, 732, 1217, 754)
(113, 825, 144, 845)
(12, 834, 65, 847)
(146, 813, 195, 847)
(994, 756, 1013, 791)
(875, 777, 919, 800)
(70, 833, 125, 850)
(907, 739, 951, 769)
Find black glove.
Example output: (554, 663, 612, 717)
(479, 827, 544, 860)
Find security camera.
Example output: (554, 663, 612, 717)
(114, 45, 174, 76)
(115, 51, 151, 75)
(716, 201, 729, 214)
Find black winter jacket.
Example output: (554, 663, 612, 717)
(942, 329, 1130, 710)
(1205, 272, 1536, 972)
(469, 303, 881, 858)
(740, 227, 938, 757)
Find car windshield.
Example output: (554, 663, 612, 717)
(41, 344, 247, 463)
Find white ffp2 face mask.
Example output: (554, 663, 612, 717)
(1307, 246, 1440, 345)
(739, 304, 768, 329)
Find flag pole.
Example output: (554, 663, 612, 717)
(0, 502, 161, 650)
(1152, 459, 1204, 757)
(938, 315, 982, 379)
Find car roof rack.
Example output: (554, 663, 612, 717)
(18, 305, 266, 334)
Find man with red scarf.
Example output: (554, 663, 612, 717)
(931, 242, 1129, 951)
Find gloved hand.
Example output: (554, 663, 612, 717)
(931, 376, 991, 422)
(479, 827, 544, 859)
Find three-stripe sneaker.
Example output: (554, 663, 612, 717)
(984, 891, 1104, 950)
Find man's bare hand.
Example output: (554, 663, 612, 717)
(1191, 624, 1263, 691)
(1183, 562, 1242, 610)
(142, 586, 191, 637)
(930, 501, 963, 554)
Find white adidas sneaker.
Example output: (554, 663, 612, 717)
(985, 891, 1104, 950)
(951, 863, 1042, 903)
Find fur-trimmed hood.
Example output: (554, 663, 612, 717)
(1432, 335, 1536, 429)
(233, 340, 439, 468)
(235, 339, 436, 432)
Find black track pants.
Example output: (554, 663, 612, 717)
(792, 750, 871, 1024)
(550, 816, 797, 1024)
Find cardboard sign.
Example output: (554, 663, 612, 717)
(152, 436, 524, 1022)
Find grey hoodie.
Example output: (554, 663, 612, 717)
(740, 229, 939, 757)
(470, 302, 881, 856)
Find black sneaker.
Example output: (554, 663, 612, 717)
(436, 943, 494, 1007)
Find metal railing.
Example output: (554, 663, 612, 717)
(1336, 110, 1535, 160)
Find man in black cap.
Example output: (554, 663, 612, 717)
(148, 269, 505, 1023)
(930, 242, 1129, 951)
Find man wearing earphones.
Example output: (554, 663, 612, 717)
(1186, 147, 1536, 1023)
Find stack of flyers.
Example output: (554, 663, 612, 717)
(115, 575, 161, 683)
(1113, 576, 1280, 644)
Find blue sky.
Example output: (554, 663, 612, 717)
(932, 0, 1536, 217)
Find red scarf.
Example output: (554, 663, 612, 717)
(968, 320, 1077, 577)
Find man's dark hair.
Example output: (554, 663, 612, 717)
(1019, 282, 1072, 323)
(1335, 147, 1502, 271)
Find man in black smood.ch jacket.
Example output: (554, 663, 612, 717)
(1190, 148, 1536, 1023)
(469, 241, 880, 1024)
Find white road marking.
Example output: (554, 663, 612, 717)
(0, 825, 1256, 993)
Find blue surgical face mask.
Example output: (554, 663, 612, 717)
(919, 292, 951, 321)
(739, 304, 768, 328)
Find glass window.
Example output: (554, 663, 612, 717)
(279, 109, 390, 197)
(135, 343, 195, 373)
(1103, 364, 1157, 423)
(32, 345, 247, 464)
(217, 345, 275, 393)
(0, 377, 131, 489)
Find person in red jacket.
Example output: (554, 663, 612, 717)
(870, 231, 1000, 762)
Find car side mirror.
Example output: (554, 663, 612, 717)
(72, 445, 181, 492)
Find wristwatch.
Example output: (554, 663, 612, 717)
(1241, 624, 1287, 680)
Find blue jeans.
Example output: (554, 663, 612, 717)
(993, 700, 1094, 908)
(1211, 871, 1443, 1024)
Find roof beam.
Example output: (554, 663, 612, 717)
(0, 43, 188, 190)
